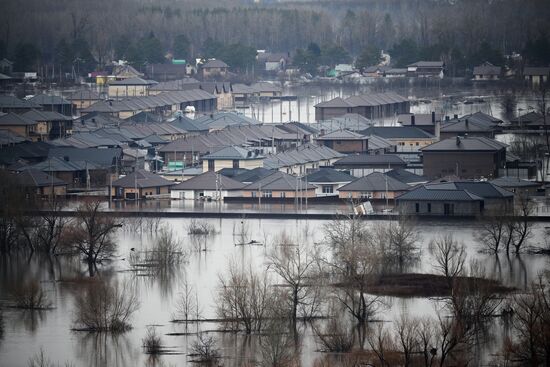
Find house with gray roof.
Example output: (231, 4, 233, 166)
(385, 169, 429, 186)
(17, 169, 67, 197)
(421, 136, 507, 179)
(0, 96, 41, 113)
(305, 167, 355, 197)
(67, 90, 102, 112)
(202, 145, 265, 172)
(490, 176, 541, 196)
(473, 62, 502, 81)
(232, 167, 274, 184)
(0, 112, 48, 141)
(316, 130, 369, 154)
(111, 169, 174, 199)
(439, 112, 502, 139)
(27, 94, 73, 116)
(338, 172, 410, 201)
(170, 170, 244, 200)
(201, 59, 229, 79)
(523, 66, 550, 85)
(360, 126, 437, 152)
(397, 112, 442, 135)
(314, 92, 409, 121)
(264, 143, 345, 175)
(407, 61, 444, 78)
(22, 156, 106, 189)
(242, 171, 316, 200)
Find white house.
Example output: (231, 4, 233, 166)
(170, 171, 244, 200)
(304, 168, 355, 197)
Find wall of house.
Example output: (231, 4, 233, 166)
(439, 131, 494, 140)
(108, 85, 148, 97)
(170, 189, 236, 200)
(318, 140, 367, 153)
(40, 185, 67, 196)
(202, 158, 264, 172)
(338, 190, 406, 200)
(315, 107, 349, 121)
(312, 182, 349, 197)
(217, 92, 233, 110)
(398, 200, 481, 216)
(392, 138, 435, 152)
(242, 189, 316, 198)
(423, 152, 499, 179)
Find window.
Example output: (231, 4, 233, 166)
(416, 142, 419, 146)
(263, 190, 272, 198)
(252, 191, 257, 198)
(322, 185, 333, 194)
(361, 192, 374, 199)
(233, 159, 240, 169)
(208, 160, 215, 171)
(427, 203, 431, 213)
(415, 203, 420, 213)
(280, 192, 286, 198)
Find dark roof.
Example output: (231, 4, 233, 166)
(109, 77, 155, 86)
(421, 136, 507, 152)
(490, 177, 541, 188)
(0, 129, 27, 145)
(217, 167, 249, 178)
(361, 126, 435, 139)
(398, 113, 442, 126)
(385, 169, 429, 185)
(305, 167, 355, 183)
(28, 94, 71, 105)
(48, 147, 121, 167)
(67, 90, 102, 101)
(0, 141, 52, 165)
(232, 167, 274, 183)
(339, 172, 410, 192)
(0, 112, 37, 126)
(396, 185, 483, 201)
(0, 96, 41, 109)
(123, 111, 163, 123)
(523, 67, 550, 76)
(17, 169, 66, 187)
(315, 92, 408, 109)
(408, 61, 444, 68)
(425, 181, 513, 199)
(509, 111, 543, 124)
(334, 154, 407, 167)
(172, 171, 244, 190)
(202, 59, 229, 68)
(23, 157, 101, 172)
(473, 62, 501, 76)
(440, 118, 498, 133)
(203, 146, 265, 160)
(112, 169, 174, 188)
(243, 171, 316, 191)
(22, 109, 73, 122)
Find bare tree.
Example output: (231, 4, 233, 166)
(510, 193, 534, 254)
(430, 233, 466, 283)
(267, 232, 317, 324)
(477, 207, 508, 254)
(190, 333, 220, 366)
(366, 323, 395, 367)
(373, 216, 420, 272)
(394, 314, 420, 367)
(73, 279, 139, 332)
(417, 317, 437, 367)
(10, 278, 52, 310)
(216, 261, 270, 334)
(174, 276, 201, 323)
(69, 200, 123, 276)
(35, 198, 71, 254)
(313, 313, 354, 353)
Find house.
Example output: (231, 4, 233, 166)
(426, 181, 514, 211)
(232, 167, 274, 184)
(258, 53, 288, 72)
(16, 169, 67, 197)
(0, 96, 41, 113)
(305, 168, 355, 197)
(27, 94, 73, 116)
(23, 156, 106, 189)
(314, 92, 409, 121)
(146, 63, 189, 81)
(200, 82, 233, 110)
(396, 185, 484, 216)
(523, 67, 550, 85)
(48, 147, 122, 170)
(439, 114, 501, 139)
(316, 130, 369, 154)
(384, 68, 408, 78)
(397, 112, 442, 135)
(22, 110, 73, 140)
(312, 113, 374, 134)
(421, 136, 507, 179)
(263, 144, 345, 175)
(201, 59, 229, 79)
(67, 90, 102, 112)
(251, 82, 282, 97)
(111, 63, 144, 81)
(473, 62, 502, 81)
(170, 170, 244, 200)
(202, 146, 265, 172)
(508, 111, 546, 131)
(333, 154, 408, 177)
(360, 126, 437, 152)
(337, 171, 410, 201)
(0, 58, 14, 75)
(407, 61, 444, 78)
(232, 83, 260, 106)
(111, 169, 174, 199)
(364, 66, 387, 77)
(108, 77, 157, 97)
(241, 171, 316, 200)
(490, 176, 540, 197)
(0, 112, 48, 141)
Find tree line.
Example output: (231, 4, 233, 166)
(0, 0, 549, 77)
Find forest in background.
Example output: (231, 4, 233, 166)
(1, 0, 550, 77)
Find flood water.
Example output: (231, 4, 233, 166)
(1, 217, 549, 367)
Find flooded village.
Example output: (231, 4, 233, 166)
(0, 0, 550, 366)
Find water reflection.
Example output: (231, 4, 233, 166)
(76, 332, 136, 367)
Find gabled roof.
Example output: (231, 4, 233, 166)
(421, 136, 507, 152)
(425, 181, 513, 199)
(473, 62, 501, 76)
(314, 97, 352, 108)
(361, 126, 435, 139)
(0, 129, 27, 145)
(0, 112, 38, 126)
(28, 94, 71, 105)
(440, 118, 498, 133)
(339, 172, 410, 192)
(316, 129, 367, 140)
(523, 67, 550, 76)
(251, 82, 282, 93)
(243, 171, 316, 191)
(305, 167, 355, 183)
(333, 154, 407, 167)
(17, 169, 66, 187)
(490, 177, 541, 188)
(398, 113, 443, 126)
(385, 169, 429, 185)
(109, 77, 156, 86)
(48, 147, 121, 168)
(123, 111, 163, 123)
(112, 169, 174, 188)
(22, 109, 73, 122)
(202, 59, 229, 68)
(408, 61, 444, 68)
(0, 96, 41, 109)
(172, 171, 244, 191)
(23, 157, 101, 172)
(203, 145, 265, 160)
(396, 185, 483, 202)
(509, 111, 544, 124)
(232, 167, 274, 183)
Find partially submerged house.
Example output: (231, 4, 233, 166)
(305, 168, 355, 197)
(202, 146, 265, 172)
(170, 170, 244, 200)
(241, 171, 316, 200)
(111, 169, 174, 199)
(333, 154, 408, 177)
(201, 59, 229, 79)
(338, 172, 410, 201)
(407, 61, 444, 78)
(314, 92, 409, 121)
(473, 62, 502, 81)
(17, 169, 67, 197)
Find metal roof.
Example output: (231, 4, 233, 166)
(172, 171, 244, 191)
(112, 169, 174, 188)
(421, 136, 507, 152)
(305, 167, 355, 183)
(0, 112, 38, 126)
(396, 185, 483, 201)
(385, 169, 429, 184)
(339, 172, 410, 192)
(243, 171, 316, 191)
(361, 126, 435, 139)
(333, 154, 407, 167)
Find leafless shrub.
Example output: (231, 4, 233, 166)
(366, 323, 396, 367)
(148, 226, 187, 267)
(142, 326, 162, 355)
(393, 314, 420, 367)
(259, 316, 299, 367)
(373, 216, 420, 273)
(190, 333, 220, 365)
(186, 219, 217, 236)
(10, 279, 52, 310)
(216, 261, 270, 334)
(27, 348, 75, 367)
(174, 277, 201, 322)
(73, 280, 139, 332)
(313, 316, 354, 353)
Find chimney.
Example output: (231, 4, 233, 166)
(456, 136, 461, 146)
(465, 119, 469, 129)
(431, 111, 436, 123)
(435, 120, 441, 140)
(411, 115, 415, 126)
